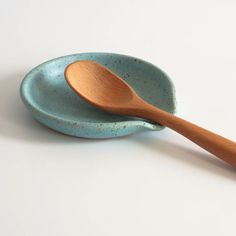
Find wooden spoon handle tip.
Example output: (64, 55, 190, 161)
(134, 103, 236, 167)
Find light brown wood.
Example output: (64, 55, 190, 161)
(65, 60, 236, 167)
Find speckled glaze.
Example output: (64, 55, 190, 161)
(20, 53, 176, 138)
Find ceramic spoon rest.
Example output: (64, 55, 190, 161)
(20, 53, 176, 138)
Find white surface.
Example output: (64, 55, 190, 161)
(0, 0, 236, 235)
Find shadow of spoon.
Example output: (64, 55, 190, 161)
(132, 131, 236, 181)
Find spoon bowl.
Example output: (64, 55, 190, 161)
(65, 60, 135, 110)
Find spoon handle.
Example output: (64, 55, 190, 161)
(135, 103, 236, 167)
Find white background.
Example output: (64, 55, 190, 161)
(1, 0, 236, 235)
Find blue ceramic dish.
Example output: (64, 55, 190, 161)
(20, 53, 176, 138)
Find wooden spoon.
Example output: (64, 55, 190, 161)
(65, 60, 236, 167)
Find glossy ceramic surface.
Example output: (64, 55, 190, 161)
(20, 53, 176, 138)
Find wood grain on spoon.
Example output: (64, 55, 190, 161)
(65, 60, 236, 167)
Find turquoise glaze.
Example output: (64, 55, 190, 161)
(20, 53, 176, 138)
